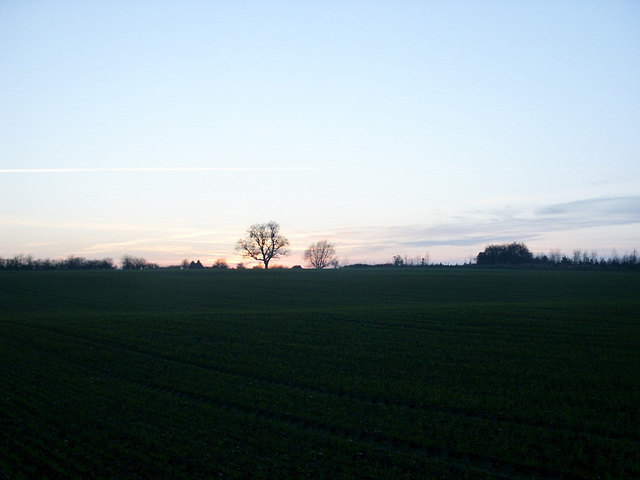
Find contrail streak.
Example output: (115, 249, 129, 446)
(1, 166, 607, 175)
(0, 167, 350, 174)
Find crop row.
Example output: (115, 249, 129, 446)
(14, 306, 639, 442)
(4, 310, 639, 479)
(13, 296, 638, 436)
(2, 269, 639, 479)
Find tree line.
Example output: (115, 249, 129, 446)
(0, 255, 116, 270)
(1, 223, 638, 271)
(475, 242, 639, 269)
(0, 221, 337, 271)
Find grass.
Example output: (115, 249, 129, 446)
(0, 268, 639, 479)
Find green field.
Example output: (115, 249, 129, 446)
(1, 268, 638, 479)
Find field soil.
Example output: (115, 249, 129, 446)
(1, 268, 639, 479)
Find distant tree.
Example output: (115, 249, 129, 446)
(626, 249, 639, 265)
(548, 249, 562, 264)
(235, 221, 290, 269)
(63, 255, 85, 270)
(6, 254, 34, 270)
(212, 258, 229, 269)
(63, 256, 115, 270)
(303, 240, 337, 269)
(93, 258, 115, 269)
(476, 242, 533, 265)
(581, 251, 590, 264)
(573, 250, 580, 264)
(122, 255, 157, 270)
(610, 249, 620, 266)
(392, 255, 404, 267)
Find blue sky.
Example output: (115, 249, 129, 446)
(1, 1, 639, 266)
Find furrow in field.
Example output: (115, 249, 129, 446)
(0, 279, 118, 311)
(12, 324, 603, 480)
(0, 344, 185, 479)
(84, 363, 591, 480)
(20, 321, 639, 446)
(2, 339, 439, 478)
(3, 269, 638, 479)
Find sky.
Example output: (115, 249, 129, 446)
(1, 1, 639, 267)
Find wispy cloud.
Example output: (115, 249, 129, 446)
(416, 196, 639, 243)
(0, 165, 615, 174)
(0, 167, 351, 174)
(536, 196, 640, 227)
(0, 218, 184, 233)
(308, 196, 640, 262)
(3, 195, 637, 265)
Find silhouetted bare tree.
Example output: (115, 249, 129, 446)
(235, 221, 289, 269)
(121, 255, 157, 270)
(212, 258, 229, 269)
(304, 240, 337, 269)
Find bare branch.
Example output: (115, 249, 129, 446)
(235, 221, 290, 269)
(303, 240, 337, 269)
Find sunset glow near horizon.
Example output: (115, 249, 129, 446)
(1, 2, 639, 267)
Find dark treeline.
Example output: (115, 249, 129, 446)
(0, 254, 116, 271)
(0, 254, 162, 271)
(121, 255, 158, 270)
(476, 242, 640, 269)
(2, 242, 639, 270)
(347, 243, 640, 270)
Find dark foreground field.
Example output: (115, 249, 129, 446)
(1, 268, 638, 479)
